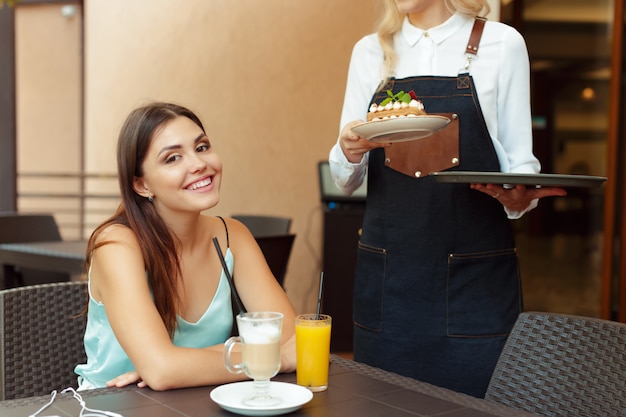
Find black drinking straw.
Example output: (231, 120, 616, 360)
(212, 237, 246, 316)
(316, 271, 324, 319)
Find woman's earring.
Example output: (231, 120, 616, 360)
(148, 195, 154, 203)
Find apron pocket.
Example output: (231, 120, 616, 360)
(446, 248, 521, 337)
(353, 241, 387, 332)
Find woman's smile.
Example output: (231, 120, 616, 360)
(185, 176, 213, 191)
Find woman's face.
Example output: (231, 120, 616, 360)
(134, 115, 222, 215)
(394, 0, 451, 28)
(394, 0, 441, 14)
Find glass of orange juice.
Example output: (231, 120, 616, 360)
(295, 314, 332, 392)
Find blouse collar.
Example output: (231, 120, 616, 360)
(401, 12, 468, 46)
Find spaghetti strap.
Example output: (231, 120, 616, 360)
(216, 216, 230, 247)
(215, 215, 243, 336)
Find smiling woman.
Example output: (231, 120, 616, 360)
(131, 117, 222, 214)
(74, 102, 297, 391)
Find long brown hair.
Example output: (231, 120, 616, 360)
(376, 0, 490, 86)
(86, 102, 206, 338)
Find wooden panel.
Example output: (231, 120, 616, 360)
(602, 0, 624, 320)
(0, 7, 16, 212)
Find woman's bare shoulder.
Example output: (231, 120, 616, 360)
(218, 216, 255, 241)
(93, 222, 141, 251)
(89, 224, 146, 301)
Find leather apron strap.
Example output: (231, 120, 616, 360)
(466, 16, 486, 56)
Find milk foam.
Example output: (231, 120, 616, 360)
(240, 322, 281, 344)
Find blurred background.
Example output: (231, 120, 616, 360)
(1, 0, 625, 327)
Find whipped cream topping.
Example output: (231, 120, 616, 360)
(369, 99, 424, 114)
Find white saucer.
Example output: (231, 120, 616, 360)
(352, 115, 450, 143)
(210, 381, 313, 416)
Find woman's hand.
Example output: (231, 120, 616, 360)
(106, 370, 147, 388)
(471, 183, 567, 212)
(279, 333, 297, 373)
(339, 120, 389, 163)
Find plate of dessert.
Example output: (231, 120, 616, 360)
(353, 116, 451, 143)
(351, 90, 450, 143)
(210, 381, 313, 416)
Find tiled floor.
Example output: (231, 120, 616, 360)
(516, 232, 603, 318)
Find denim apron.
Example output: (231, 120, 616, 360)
(353, 23, 522, 398)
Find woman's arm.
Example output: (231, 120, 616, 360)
(495, 27, 540, 175)
(330, 35, 387, 194)
(226, 218, 297, 374)
(471, 25, 566, 215)
(90, 225, 247, 391)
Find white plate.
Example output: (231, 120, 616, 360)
(351, 115, 450, 143)
(210, 381, 313, 416)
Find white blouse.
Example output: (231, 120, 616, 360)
(329, 13, 541, 217)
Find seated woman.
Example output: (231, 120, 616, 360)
(75, 102, 296, 390)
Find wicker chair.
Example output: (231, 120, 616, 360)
(484, 311, 626, 416)
(0, 281, 87, 400)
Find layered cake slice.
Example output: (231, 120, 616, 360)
(366, 90, 426, 122)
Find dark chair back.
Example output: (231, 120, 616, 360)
(255, 234, 295, 287)
(232, 215, 291, 237)
(0, 281, 87, 400)
(0, 213, 69, 287)
(485, 311, 626, 416)
(0, 213, 62, 243)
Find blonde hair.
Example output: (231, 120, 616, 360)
(376, 0, 490, 86)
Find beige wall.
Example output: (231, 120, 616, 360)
(82, 0, 380, 313)
(16, 0, 499, 313)
(15, 3, 83, 235)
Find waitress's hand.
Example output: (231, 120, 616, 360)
(339, 120, 389, 164)
(471, 183, 567, 212)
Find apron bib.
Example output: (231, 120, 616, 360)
(352, 20, 522, 398)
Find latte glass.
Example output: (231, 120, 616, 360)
(224, 312, 283, 407)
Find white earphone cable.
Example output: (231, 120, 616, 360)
(28, 388, 123, 417)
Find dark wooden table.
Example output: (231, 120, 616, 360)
(0, 240, 87, 288)
(0, 356, 538, 416)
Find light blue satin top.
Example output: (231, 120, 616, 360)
(74, 249, 234, 388)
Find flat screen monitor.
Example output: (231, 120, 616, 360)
(318, 161, 367, 204)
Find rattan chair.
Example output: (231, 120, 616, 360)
(0, 213, 69, 287)
(232, 215, 291, 237)
(0, 281, 87, 400)
(484, 311, 626, 416)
